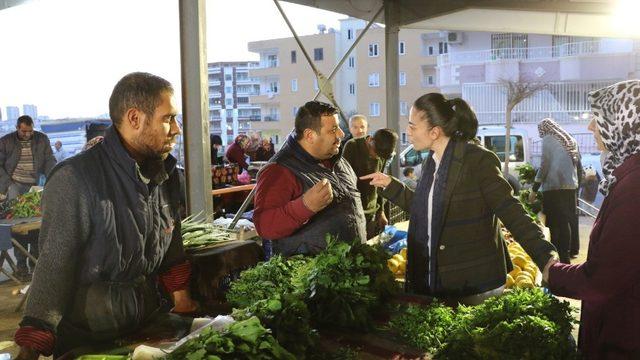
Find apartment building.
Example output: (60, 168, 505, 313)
(208, 61, 261, 145)
(6, 106, 19, 122)
(248, 31, 342, 145)
(248, 19, 639, 149)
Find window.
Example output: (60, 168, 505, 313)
(225, 98, 233, 106)
(349, 83, 355, 95)
(347, 29, 353, 40)
(368, 43, 379, 57)
(314, 48, 324, 61)
(552, 35, 597, 57)
(399, 41, 406, 55)
(267, 54, 278, 67)
(491, 33, 528, 59)
(225, 74, 232, 81)
(399, 72, 407, 86)
(274, 135, 280, 144)
(291, 50, 297, 63)
(438, 42, 448, 55)
(484, 135, 525, 162)
(427, 75, 434, 85)
(401, 132, 407, 145)
(348, 56, 355, 68)
(428, 46, 434, 55)
(400, 101, 408, 116)
(368, 73, 380, 87)
(269, 81, 279, 93)
(291, 79, 298, 92)
(292, 106, 298, 116)
(313, 79, 319, 91)
(369, 102, 380, 117)
(225, 86, 232, 93)
(237, 97, 249, 104)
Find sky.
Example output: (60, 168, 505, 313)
(0, 0, 346, 119)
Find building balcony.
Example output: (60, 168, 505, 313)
(210, 92, 222, 98)
(209, 80, 221, 86)
(438, 39, 634, 66)
(264, 115, 280, 122)
(250, 92, 279, 104)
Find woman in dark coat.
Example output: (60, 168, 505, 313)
(362, 93, 557, 304)
(544, 80, 640, 359)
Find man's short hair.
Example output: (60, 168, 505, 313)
(17, 115, 34, 127)
(294, 101, 337, 140)
(372, 128, 398, 160)
(403, 167, 414, 177)
(108, 72, 174, 128)
(349, 114, 367, 126)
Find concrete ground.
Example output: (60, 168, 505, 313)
(0, 216, 596, 358)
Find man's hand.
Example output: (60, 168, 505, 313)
(360, 172, 392, 189)
(15, 346, 40, 360)
(302, 178, 333, 213)
(377, 211, 388, 229)
(171, 289, 198, 314)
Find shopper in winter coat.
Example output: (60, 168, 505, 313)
(362, 93, 557, 304)
(544, 80, 640, 359)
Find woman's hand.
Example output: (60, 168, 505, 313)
(542, 257, 559, 283)
(360, 172, 392, 189)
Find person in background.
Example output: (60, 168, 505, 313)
(544, 80, 640, 358)
(255, 138, 275, 161)
(0, 115, 56, 201)
(362, 93, 557, 304)
(53, 141, 69, 162)
(225, 134, 250, 171)
(14, 72, 197, 359)
(402, 167, 417, 189)
(341, 114, 368, 146)
(343, 128, 398, 239)
(253, 101, 366, 257)
(210, 134, 223, 165)
(529, 118, 580, 263)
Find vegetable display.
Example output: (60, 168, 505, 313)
(181, 216, 238, 249)
(1, 191, 42, 219)
(390, 288, 577, 359)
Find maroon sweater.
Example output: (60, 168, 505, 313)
(549, 153, 640, 358)
(225, 142, 248, 170)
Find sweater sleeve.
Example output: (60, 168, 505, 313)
(476, 150, 557, 270)
(17, 164, 91, 351)
(548, 194, 640, 303)
(253, 164, 315, 239)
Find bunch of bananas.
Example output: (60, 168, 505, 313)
(387, 248, 407, 278)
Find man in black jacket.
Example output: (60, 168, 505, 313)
(15, 72, 197, 359)
(0, 115, 56, 201)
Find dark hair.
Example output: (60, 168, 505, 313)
(108, 72, 174, 128)
(372, 128, 398, 160)
(210, 134, 223, 146)
(294, 101, 338, 140)
(403, 167, 414, 177)
(17, 115, 33, 127)
(413, 93, 478, 141)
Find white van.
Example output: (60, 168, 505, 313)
(399, 126, 529, 193)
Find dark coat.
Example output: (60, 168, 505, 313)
(0, 131, 56, 192)
(383, 141, 556, 296)
(549, 153, 640, 359)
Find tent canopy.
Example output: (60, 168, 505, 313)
(283, 0, 640, 39)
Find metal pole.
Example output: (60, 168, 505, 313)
(385, 0, 401, 177)
(179, 0, 214, 221)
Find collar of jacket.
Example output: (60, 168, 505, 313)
(102, 125, 176, 187)
(612, 152, 640, 184)
(283, 132, 341, 168)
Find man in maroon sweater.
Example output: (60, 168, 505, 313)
(225, 134, 250, 171)
(253, 101, 366, 256)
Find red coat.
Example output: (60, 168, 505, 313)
(549, 153, 640, 359)
(225, 142, 248, 170)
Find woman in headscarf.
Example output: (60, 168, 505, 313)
(544, 80, 640, 358)
(362, 93, 557, 305)
(530, 118, 581, 263)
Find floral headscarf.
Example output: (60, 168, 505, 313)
(588, 80, 640, 196)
